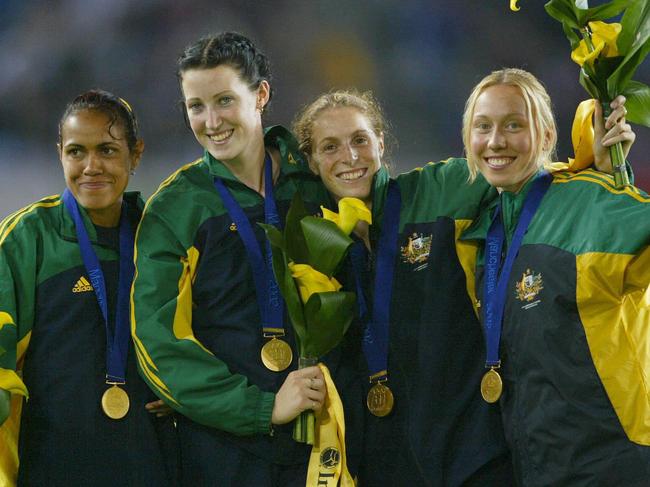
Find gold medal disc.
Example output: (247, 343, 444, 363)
(101, 385, 130, 419)
(480, 368, 503, 403)
(261, 338, 293, 372)
(367, 382, 394, 417)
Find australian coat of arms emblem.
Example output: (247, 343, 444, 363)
(515, 268, 543, 302)
(400, 232, 432, 265)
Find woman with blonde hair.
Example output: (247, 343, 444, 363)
(461, 67, 648, 486)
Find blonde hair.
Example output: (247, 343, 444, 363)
(292, 89, 391, 164)
(462, 68, 558, 181)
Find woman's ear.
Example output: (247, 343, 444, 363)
(130, 139, 145, 173)
(256, 80, 271, 112)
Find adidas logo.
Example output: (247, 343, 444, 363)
(72, 276, 93, 293)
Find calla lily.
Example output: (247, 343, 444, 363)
(510, 0, 520, 11)
(321, 197, 372, 235)
(288, 262, 342, 303)
(571, 21, 621, 67)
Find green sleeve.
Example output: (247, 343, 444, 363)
(131, 197, 275, 436)
(0, 214, 35, 400)
(395, 158, 496, 225)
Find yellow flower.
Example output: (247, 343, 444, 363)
(321, 197, 372, 235)
(510, 0, 520, 11)
(571, 21, 621, 67)
(289, 262, 342, 303)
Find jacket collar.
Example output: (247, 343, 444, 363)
(205, 125, 314, 183)
(59, 191, 142, 243)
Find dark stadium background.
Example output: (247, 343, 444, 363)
(1, 0, 648, 218)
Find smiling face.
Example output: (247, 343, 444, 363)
(181, 64, 269, 169)
(59, 110, 142, 226)
(469, 84, 538, 193)
(308, 107, 384, 206)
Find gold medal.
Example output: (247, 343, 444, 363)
(480, 368, 503, 403)
(101, 385, 130, 419)
(367, 382, 394, 417)
(260, 337, 293, 372)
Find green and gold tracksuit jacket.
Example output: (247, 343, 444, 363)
(0, 193, 178, 487)
(131, 127, 362, 481)
(358, 159, 513, 486)
(463, 169, 650, 487)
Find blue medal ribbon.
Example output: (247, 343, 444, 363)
(62, 189, 134, 384)
(354, 180, 401, 382)
(213, 152, 285, 335)
(483, 172, 552, 367)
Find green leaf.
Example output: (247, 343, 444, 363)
(607, 36, 650, 98)
(259, 222, 285, 251)
(593, 55, 625, 84)
(579, 67, 604, 99)
(622, 80, 650, 127)
(562, 20, 582, 48)
(283, 193, 310, 264)
(607, 1, 650, 97)
(259, 223, 307, 346)
(577, 0, 631, 24)
(545, 0, 581, 29)
(301, 291, 356, 357)
(300, 217, 353, 277)
(618, 0, 650, 53)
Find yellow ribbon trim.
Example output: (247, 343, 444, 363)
(306, 364, 354, 487)
(0, 394, 23, 487)
(567, 99, 596, 171)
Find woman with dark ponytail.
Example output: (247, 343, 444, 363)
(0, 90, 179, 486)
(131, 32, 360, 486)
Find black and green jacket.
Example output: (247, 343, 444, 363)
(358, 158, 512, 486)
(0, 192, 178, 487)
(131, 127, 362, 475)
(463, 169, 650, 487)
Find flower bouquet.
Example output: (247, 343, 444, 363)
(512, 0, 650, 187)
(260, 195, 371, 444)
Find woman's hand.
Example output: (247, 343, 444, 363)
(593, 95, 636, 173)
(271, 366, 326, 425)
(145, 399, 174, 418)
(0, 388, 10, 426)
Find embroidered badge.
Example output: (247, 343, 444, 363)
(400, 233, 432, 270)
(515, 268, 543, 309)
(288, 153, 297, 165)
(72, 276, 93, 293)
(229, 222, 237, 232)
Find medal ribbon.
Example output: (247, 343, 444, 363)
(213, 152, 284, 335)
(62, 189, 134, 383)
(483, 172, 552, 367)
(358, 180, 401, 381)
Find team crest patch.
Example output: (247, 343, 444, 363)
(515, 268, 543, 309)
(320, 447, 340, 469)
(400, 233, 432, 270)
